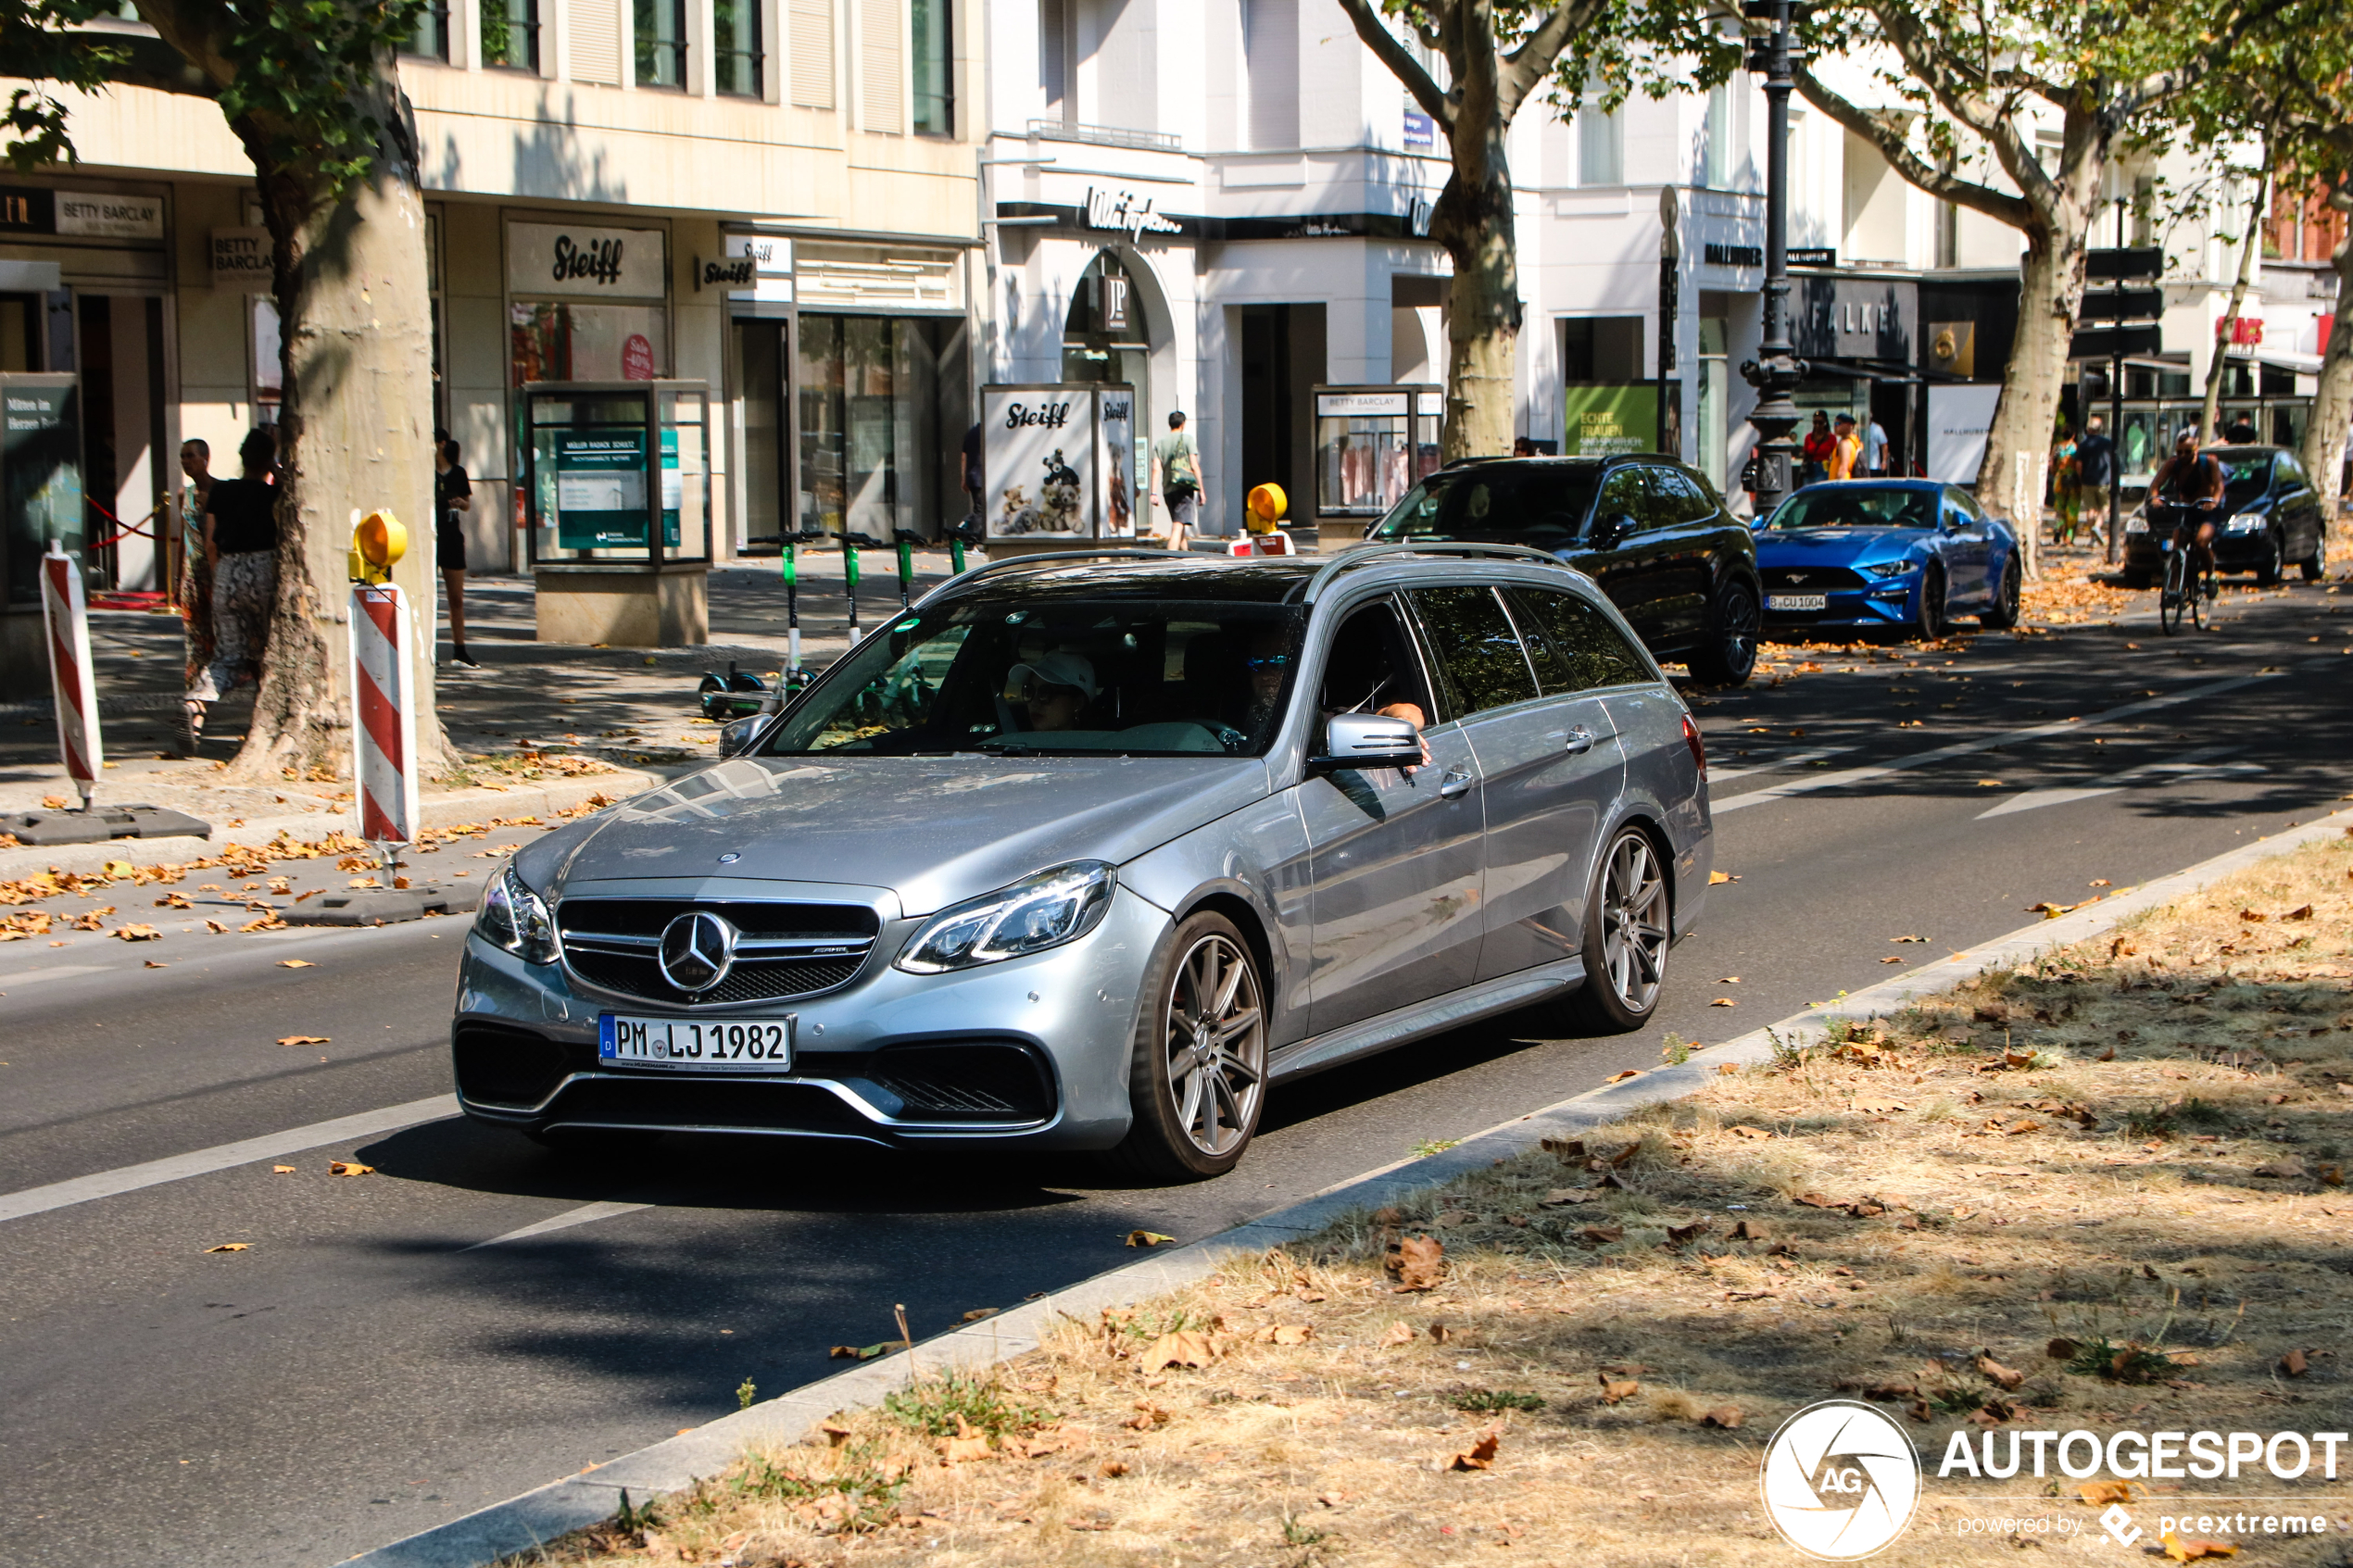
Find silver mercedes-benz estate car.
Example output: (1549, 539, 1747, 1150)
(452, 545, 1714, 1178)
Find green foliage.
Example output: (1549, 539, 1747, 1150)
(880, 1368, 1042, 1441)
(0, 0, 129, 168)
(1412, 1137, 1462, 1158)
(735, 1377, 758, 1411)
(2064, 1336, 2176, 1384)
(733, 1439, 909, 1531)
(1453, 1386, 1545, 1412)
(208, 0, 431, 196)
(1660, 1031, 1695, 1066)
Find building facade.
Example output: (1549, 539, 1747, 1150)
(0, 0, 981, 606)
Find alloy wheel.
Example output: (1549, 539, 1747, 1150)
(1598, 833, 1669, 1015)
(1162, 933, 1266, 1160)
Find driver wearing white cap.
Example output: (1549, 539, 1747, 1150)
(1005, 651, 1098, 733)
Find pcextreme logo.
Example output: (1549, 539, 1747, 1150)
(1760, 1400, 1923, 1560)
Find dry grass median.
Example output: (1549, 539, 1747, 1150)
(515, 828, 2353, 1568)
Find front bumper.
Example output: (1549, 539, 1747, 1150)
(1760, 582, 1919, 632)
(2122, 526, 2273, 574)
(449, 883, 1171, 1149)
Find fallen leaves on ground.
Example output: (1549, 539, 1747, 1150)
(271, 1165, 296, 1174)
(328, 1160, 373, 1176)
(1384, 1235, 1445, 1291)
(1441, 1426, 1502, 1471)
(1708, 871, 1738, 884)
(2162, 1533, 2238, 1562)
(276, 1035, 330, 1047)
(109, 923, 161, 941)
(1140, 1330, 1217, 1371)
(1598, 1375, 1642, 1405)
(1124, 1230, 1175, 1248)
(277, 959, 315, 969)
(204, 1242, 248, 1253)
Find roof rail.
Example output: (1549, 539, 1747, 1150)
(1302, 541, 1573, 602)
(938, 546, 1195, 590)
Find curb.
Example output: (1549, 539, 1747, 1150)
(342, 805, 2353, 1568)
(0, 768, 668, 884)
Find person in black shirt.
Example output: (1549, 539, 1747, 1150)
(2075, 415, 2116, 543)
(436, 437, 478, 669)
(183, 428, 281, 748)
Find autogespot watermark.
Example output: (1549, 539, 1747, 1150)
(1759, 1411, 2348, 1559)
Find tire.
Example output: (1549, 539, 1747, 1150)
(2300, 529, 2326, 583)
(1910, 563, 1947, 642)
(2159, 550, 2186, 636)
(2254, 531, 2283, 586)
(1109, 910, 1269, 1182)
(1690, 579, 1759, 685)
(1979, 556, 2021, 628)
(1553, 827, 1671, 1035)
(2121, 568, 2154, 590)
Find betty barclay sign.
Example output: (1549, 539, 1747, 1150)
(1758, 1403, 2349, 1561)
(507, 222, 668, 298)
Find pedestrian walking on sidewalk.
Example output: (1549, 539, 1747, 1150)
(1801, 412, 1834, 485)
(183, 428, 281, 750)
(437, 437, 479, 669)
(1152, 410, 1204, 550)
(1828, 413, 1863, 481)
(175, 438, 216, 731)
(2076, 415, 2116, 545)
(2051, 423, 2083, 545)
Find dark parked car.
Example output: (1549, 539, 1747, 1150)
(2121, 445, 2329, 587)
(1363, 456, 1764, 684)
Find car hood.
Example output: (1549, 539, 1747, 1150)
(546, 754, 1273, 916)
(1755, 527, 1927, 564)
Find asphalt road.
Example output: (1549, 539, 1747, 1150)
(5, 576, 2349, 1568)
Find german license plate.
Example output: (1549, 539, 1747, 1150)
(598, 1013, 795, 1071)
(1768, 593, 1828, 612)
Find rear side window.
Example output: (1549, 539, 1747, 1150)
(1410, 585, 1539, 718)
(1505, 586, 1648, 694)
(1595, 467, 1648, 532)
(2277, 452, 2309, 487)
(1650, 466, 1717, 524)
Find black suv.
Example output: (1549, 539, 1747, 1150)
(1362, 455, 1764, 684)
(2122, 445, 2329, 588)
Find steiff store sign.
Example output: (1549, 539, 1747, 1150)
(507, 222, 667, 298)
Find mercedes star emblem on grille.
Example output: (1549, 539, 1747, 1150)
(657, 910, 739, 993)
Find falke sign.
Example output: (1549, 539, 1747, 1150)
(1082, 187, 1184, 244)
(507, 222, 667, 298)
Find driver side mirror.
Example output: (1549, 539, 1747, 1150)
(1590, 511, 1636, 546)
(718, 712, 776, 760)
(1310, 712, 1425, 772)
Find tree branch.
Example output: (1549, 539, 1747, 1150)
(1793, 59, 2034, 231)
(1498, 1, 1597, 124)
(1334, 0, 1454, 131)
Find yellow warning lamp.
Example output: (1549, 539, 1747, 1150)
(350, 509, 408, 584)
(1245, 483, 1287, 535)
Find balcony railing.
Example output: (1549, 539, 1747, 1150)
(1026, 119, 1181, 153)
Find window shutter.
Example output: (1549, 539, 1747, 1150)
(571, 0, 623, 82)
(860, 0, 902, 133)
(790, 0, 835, 107)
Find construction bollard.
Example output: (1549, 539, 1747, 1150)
(349, 582, 420, 853)
(39, 540, 101, 809)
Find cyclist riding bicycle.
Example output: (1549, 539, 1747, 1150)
(2147, 428, 2225, 582)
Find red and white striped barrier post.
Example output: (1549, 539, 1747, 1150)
(40, 540, 101, 810)
(348, 582, 419, 852)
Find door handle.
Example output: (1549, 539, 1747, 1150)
(1438, 767, 1474, 799)
(1557, 725, 1595, 755)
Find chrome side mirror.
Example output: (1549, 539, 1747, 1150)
(1311, 712, 1425, 772)
(718, 713, 775, 760)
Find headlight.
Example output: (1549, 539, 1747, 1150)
(2223, 511, 2267, 533)
(475, 866, 561, 965)
(1860, 559, 1916, 579)
(896, 861, 1116, 973)
(2123, 513, 2149, 534)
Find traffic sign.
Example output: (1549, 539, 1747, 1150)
(2085, 246, 2163, 282)
(2076, 286, 2164, 324)
(2069, 324, 2166, 360)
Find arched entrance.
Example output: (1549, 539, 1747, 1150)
(1062, 249, 1170, 531)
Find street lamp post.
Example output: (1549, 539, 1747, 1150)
(1740, 0, 1807, 519)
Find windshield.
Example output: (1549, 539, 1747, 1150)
(1762, 486, 1938, 532)
(1367, 463, 1603, 546)
(2214, 452, 2272, 492)
(761, 588, 1307, 759)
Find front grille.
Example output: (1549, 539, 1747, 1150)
(566, 949, 864, 1006)
(453, 1022, 592, 1108)
(866, 1043, 1054, 1122)
(1762, 566, 1865, 592)
(546, 1075, 872, 1135)
(557, 897, 879, 1007)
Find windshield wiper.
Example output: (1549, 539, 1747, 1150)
(973, 740, 1039, 756)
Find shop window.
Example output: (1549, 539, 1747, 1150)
(1702, 83, 1728, 189)
(797, 314, 968, 540)
(1244, 0, 1299, 151)
(912, 0, 952, 135)
(1576, 102, 1622, 186)
(1696, 317, 1729, 492)
(1062, 253, 1151, 507)
(715, 0, 763, 95)
(404, 1, 451, 60)
(1040, 0, 1069, 122)
(482, 0, 540, 70)
(1559, 317, 1642, 382)
(635, 0, 688, 87)
(791, 0, 836, 107)
(510, 302, 671, 383)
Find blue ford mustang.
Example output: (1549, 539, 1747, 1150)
(1754, 480, 2022, 640)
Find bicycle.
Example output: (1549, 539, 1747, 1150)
(2156, 500, 2218, 635)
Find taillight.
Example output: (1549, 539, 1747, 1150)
(1682, 713, 1707, 777)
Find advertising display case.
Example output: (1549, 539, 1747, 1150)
(519, 381, 711, 646)
(1, 373, 83, 699)
(981, 383, 1135, 549)
(1311, 385, 1442, 527)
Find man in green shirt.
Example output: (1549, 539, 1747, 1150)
(1151, 410, 1205, 550)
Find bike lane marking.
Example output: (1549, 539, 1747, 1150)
(1710, 668, 2284, 815)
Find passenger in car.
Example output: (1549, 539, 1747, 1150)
(1007, 651, 1098, 733)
